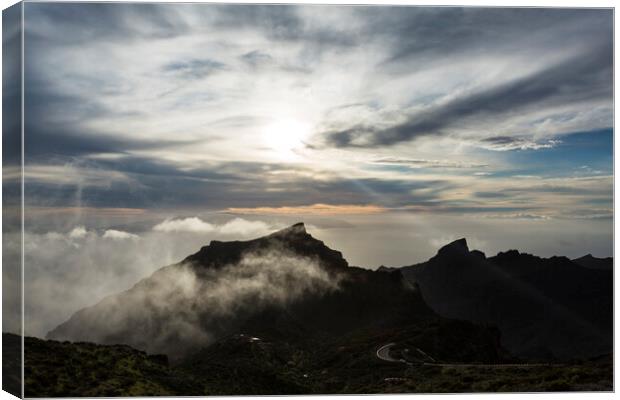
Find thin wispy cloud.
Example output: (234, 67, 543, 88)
(226, 204, 387, 215)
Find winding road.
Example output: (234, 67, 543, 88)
(376, 343, 408, 364)
(376, 343, 559, 368)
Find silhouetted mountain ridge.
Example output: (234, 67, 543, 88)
(183, 222, 348, 272)
(572, 254, 613, 270)
(46, 227, 610, 365)
(401, 238, 612, 360)
(48, 223, 445, 361)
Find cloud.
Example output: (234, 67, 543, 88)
(240, 50, 273, 67)
(206, 4, 358, 47)
(68, 226, 88, 239)
(153, 217, 215, 233)
(26, 207, 146, 218)
(474, 191, 510, 199)
(368, 8, 610, 66)
(20, 216, 285, 338)
(17, 202, 612, 341)
(23, 103, 198, 160)
(23, 164, 134, 187)
(373, 157, 488, 169)
(21, 4, 612, 220)
(20, 227, 201, 337)
(21, 154, 462, 210)
(482, 213, 551, 220)
(479, 136, 561, 151)
(162, 58, 226, 80)
(14, 3, 612, 278)
(216, 218, 275, 236)
(25, 3, 188, 45)
(153, 217, 276, 236)
(103, 229, 140, 240)
(323, 45, 612, 148)
(47, 247, 342, 357)
(226, 203, 387, 215)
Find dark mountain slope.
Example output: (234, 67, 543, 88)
(2, 332, 21, 397)
(572, 254, 613, 271)
(16, 333, 195, 397)
(400, 239, 612, 360)
(47, 223, 435, 360)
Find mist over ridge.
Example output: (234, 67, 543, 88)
(38, 222, 612, 365)
(15, 211, 612, 340)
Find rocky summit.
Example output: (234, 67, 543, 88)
(47, 223, 436, 359)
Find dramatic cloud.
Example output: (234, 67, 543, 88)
(21, 4, 612, 216)
(13, 4, 613, 338)
(323, 45, 612, 148)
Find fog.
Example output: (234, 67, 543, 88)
(15, 217, 283, 337)
(46, 246, 341, 357)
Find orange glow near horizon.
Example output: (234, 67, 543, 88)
(226, 203, 387, 216)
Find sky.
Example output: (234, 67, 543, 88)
(5, 4, 614, 336)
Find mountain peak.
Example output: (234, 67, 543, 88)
(437, 238, 469, 255)
(183, 222, 349, 270)
(470, 249, 486, 260)
(451, 238, 468, 248)
(430, 238, 471, 263)
(269, 222, 307, 238)
(292, 221, 306, 230)
(572, 253, 612, 270)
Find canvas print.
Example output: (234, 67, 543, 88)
(1, 2, 614, 397)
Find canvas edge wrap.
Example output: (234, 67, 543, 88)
(2, 1, 24, 398)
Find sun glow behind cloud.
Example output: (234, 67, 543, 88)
(15, 4, 612, 267)
(262, 118, 312, 161)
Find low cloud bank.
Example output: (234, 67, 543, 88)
(153, 217, 276, 236)
(103, 229, 140, 240)
(19, 216, 285, 338)
(48, 248, 341, 357)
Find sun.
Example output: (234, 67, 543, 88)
(262, 119, 311, 161)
